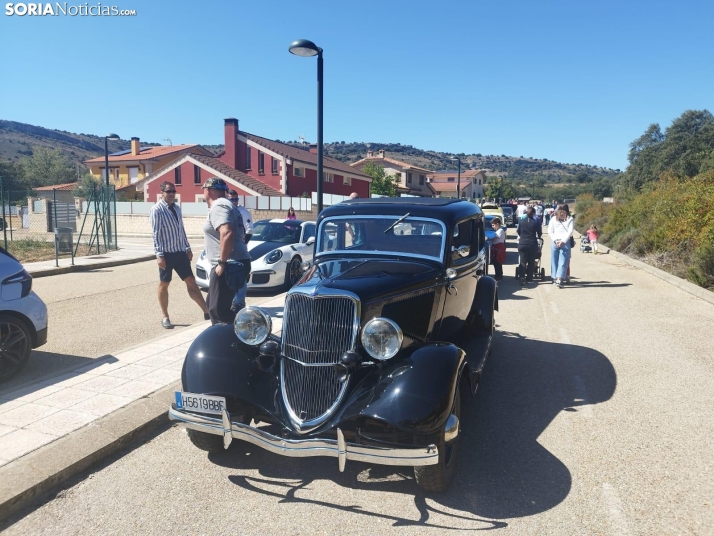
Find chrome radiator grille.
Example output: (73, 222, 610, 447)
(281, 293, 358, 427)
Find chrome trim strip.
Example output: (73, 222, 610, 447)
(169, 405, 438, 468)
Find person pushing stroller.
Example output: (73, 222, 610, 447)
(516, 207, 542, 285)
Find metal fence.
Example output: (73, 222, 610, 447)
(0, 176, 117, 260)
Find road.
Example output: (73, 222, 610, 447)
(2, 230, 713, 535)
(2, 255, 278, 392)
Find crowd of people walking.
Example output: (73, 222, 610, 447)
(497, 200, 578, 288)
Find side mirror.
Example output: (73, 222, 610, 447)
(305, 236, 315, 245)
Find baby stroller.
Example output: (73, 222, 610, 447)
(580, 235, 592, 253)
(515, 238, 546, 281)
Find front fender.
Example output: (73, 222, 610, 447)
(350, 343, 465, 435)
(181, 324, 279, 414)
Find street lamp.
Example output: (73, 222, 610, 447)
(104, 133, 120, 187)
(289, 39, 323, 214)
(451, 156, 461, 199)
(103, 133, 119, 250)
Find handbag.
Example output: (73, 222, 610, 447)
(569, 236, 576, 248)
(491, 242, 506, 264)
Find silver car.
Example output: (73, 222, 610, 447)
(0, 247, 48, 382)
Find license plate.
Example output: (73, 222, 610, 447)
(175, 391, 226, 415)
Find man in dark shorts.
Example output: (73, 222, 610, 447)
(149, 181, 209, 328)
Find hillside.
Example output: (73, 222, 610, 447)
(0, 120, 158, 167)
(0, 119, 619, 182)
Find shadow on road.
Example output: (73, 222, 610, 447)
(206, 330, 616, 528)
(0, 353, 118, 397)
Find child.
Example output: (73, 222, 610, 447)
(587, 225, 599, 254)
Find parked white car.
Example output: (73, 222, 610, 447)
(195, 219, 316, 291)
(0, 247, 48, 382)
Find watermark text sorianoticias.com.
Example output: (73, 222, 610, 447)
(5, 3, 137, 16)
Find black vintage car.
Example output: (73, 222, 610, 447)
(169, 198, 498, 492)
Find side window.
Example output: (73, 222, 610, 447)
(302, 224, 316, 242)
(451, 219, 475, 262)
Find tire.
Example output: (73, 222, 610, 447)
(284, 256, 302, 290)
(414, 383, 462, 493)
(515, 266, 520, 279)
(0, 314, 33, 383)
(187, 429, 225, 453)
(540, 268, 545, 280)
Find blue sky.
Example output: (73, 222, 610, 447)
(1, 0, 712, 170)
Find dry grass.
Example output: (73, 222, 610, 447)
(5, 239, 96, 263)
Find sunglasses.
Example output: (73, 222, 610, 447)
(229, 198, 238, 202)
(163, 190, 176, 194)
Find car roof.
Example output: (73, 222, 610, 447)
(320, 198, 482, 227)
(258, 219, 308, 225)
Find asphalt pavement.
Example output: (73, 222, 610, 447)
(1, 230, 712, 534)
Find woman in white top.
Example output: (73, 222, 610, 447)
(547, 206, 574, 288)
(490, 217, 506, 281)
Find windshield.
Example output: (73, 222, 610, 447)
(252, 221, 302, 243)
(317, 216, 446, 262)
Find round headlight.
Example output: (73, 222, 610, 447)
(234, 307, 272, 346)
(266, 249, 283, 264)
(361, 318, 403, 361)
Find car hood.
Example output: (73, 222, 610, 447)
(247, 240, 289, 261)
(293, 258, 443, 304)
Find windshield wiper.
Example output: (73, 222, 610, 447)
(384, 213, 410, 234)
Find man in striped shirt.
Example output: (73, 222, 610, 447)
(149, 181, 209, 328)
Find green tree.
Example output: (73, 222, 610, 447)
(20, 146, 77, 188)
(73, 173, 101, 199)
(362, 161, 398, 196)
(574, 170, 592, 184)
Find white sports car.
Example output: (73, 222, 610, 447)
(195, 219, 316, 291)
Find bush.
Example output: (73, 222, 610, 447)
(587, 170, 714, 289)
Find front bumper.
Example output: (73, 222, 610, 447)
(168, 405, 439, 471)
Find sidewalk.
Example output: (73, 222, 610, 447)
(23, 237, 160, 278)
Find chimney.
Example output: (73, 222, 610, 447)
(223, 118, 239, 169)
(378, 149, 385, 158)
(131, 137, 140, 156)
(309, 144, 318, 154)
(367, 150, 374, 158)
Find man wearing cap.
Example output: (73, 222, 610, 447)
(149, 181, 210, 328)
(227, 190, 253, 311)
(202, 177, 251, 324)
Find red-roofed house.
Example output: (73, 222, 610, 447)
(141, 119, 372, 202)
(427, 170, 486, 199)
(84, 138, 213, 189)
(350, 150, 434, 197)
(33, 182, 78, 203)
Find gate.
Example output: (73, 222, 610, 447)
(47, 201, 77, 232)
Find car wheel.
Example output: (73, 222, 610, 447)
(0, 314, 32, 383)
(284, 256, 302, 290)
(414, 383, 461, 493)
(187, 429, 224, 453)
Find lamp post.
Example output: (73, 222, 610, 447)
(104, 133, 120, 187)
(103, 133, 119, 249)
(451, 156, 461, 199)
(289, 39, 323, 214)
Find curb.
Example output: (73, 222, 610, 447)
(598, 245, 714, 306)
(28, 254, 156, 278)
(0, 381, 177, 524)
